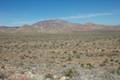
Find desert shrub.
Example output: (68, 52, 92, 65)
(86, 63, 94, 69)
(72, 50, 77, 54)
(80, 64, 84, 68)
(115, 59, 119, 63)
(117, 67, 120, 75)
(75, 54, 80, 59)
(99, 63, 105, 67)
(0, 72, 6, 80)
(67, 55, 72, 61)
(50, 50, 56, 54)
(45, 73, 53, 79)
(110, 67, 120, 75)
(101, 49, 105, 52)
(64, 68, 77, 78)
(99, 58, 108, 67)
(64, 51, 67, 54)
(110, 59, 114, 62)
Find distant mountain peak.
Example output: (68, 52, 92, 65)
(1, 19, 120, 33)
(33, 19, 71, 26)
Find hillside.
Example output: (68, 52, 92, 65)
(0, 20, 120, 33)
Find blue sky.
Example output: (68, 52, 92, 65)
(0, 0, 120, 26)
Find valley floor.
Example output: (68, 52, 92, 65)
(0, 31, 120, 80)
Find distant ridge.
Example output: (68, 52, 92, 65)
(0, 19, 120, 33)
(0, 26, 19, 29)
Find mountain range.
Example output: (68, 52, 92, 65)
(0, 19, 120, 33)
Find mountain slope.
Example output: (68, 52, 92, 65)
(1, 20, 120, 33)
(18, 19, 82, 33)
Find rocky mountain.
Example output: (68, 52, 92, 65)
(18, 19, 82, 33)
(1, 20, 120, 33)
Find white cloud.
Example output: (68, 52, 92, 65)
(14, 12, 113, 26)
(38, 13, 113, 21)
(58, 13, 113, 20)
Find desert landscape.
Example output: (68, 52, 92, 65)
(0, 20, 120, 80)
(0, 0, 120, 80)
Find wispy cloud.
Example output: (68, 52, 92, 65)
(40, 13, 113, 20)
(59, 13, 113, 20)
(15, 12, 113, 26)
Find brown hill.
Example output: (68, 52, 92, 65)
(18, 20, 82, 33)
(1, 20, 120, 33)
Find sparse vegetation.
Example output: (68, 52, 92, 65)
(0, 31, 120, 80)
